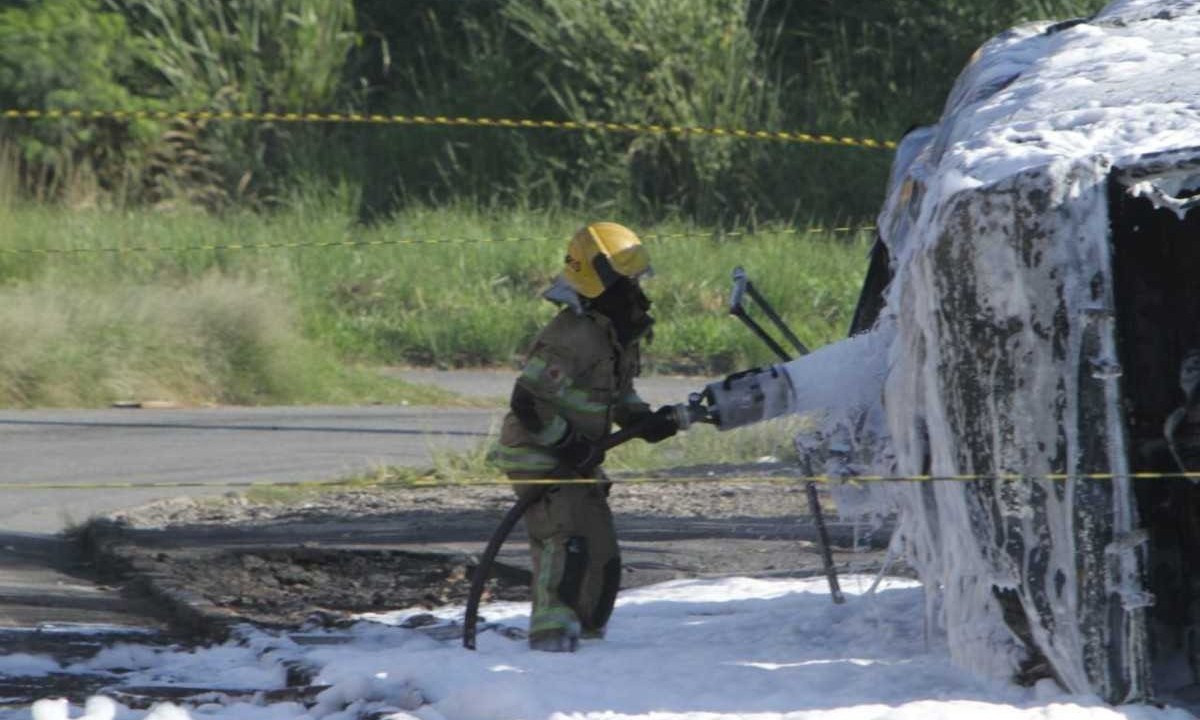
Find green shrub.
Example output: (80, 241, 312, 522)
(502, 0, 786, 221)
(0, 0, 160, 200)
(111, 0, 358, 207)
(0, 0, 1114, 222)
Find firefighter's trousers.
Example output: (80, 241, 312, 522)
(517, 481, 621, 638)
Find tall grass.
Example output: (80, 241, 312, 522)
(768, 0, 1111, 133)
(0, 181, 459, 407)
(281, 202, 871, 373)
(0, 141, 16, 210)
(336, 0, 1112, 223)
(0, 274, 305, 406)
(501, 0, 787, 220)
(113, 0, 358, 207)
(335, 0, 557, 221)
(0, 271, 458, 407)
(0, 196, 870, 407)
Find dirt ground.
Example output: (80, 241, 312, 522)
(97, 469, 903, 631)
(148, 547, 532, 627)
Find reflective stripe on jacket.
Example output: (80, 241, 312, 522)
(490, 308, 649, 476)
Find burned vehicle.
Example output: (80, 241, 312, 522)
(830, 0, 1200, 705)
(646, 0, 1200, 706)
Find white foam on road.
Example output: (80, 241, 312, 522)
(3, 575, 1193, 719)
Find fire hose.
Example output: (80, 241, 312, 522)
(463, 267, 850, 649)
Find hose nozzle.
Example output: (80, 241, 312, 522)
(670, 392, 716, 430)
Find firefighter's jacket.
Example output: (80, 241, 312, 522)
(492, 307, 650, 476)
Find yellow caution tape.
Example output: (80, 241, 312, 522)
(0, 226, 876, 256)
(4, 470, 1200, 492)
(0, 108, 898, 150)
(382, 470, 1200, 486)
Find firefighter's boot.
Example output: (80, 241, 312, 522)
(528, 606, 581, 652)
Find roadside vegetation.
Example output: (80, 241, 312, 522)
(429, 415, 812, 480)
(0, 274, 462, 408)
(0, 0, 1111, 407)
(239, 414, 810, 504)
(0, 197, 868, 407)
(0, 0, 1109, 224)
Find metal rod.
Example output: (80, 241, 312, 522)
(807, 481, 844, 604)
(731, 306, 792, 362)
(745, 281, 811, 356)
(728, 265, 841, 605)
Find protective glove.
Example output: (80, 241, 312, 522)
(555, 433, 606, 475)
(637, 406, 679, 444)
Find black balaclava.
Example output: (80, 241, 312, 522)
(588, 277, 654, 345)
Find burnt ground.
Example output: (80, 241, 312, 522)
(0, 470, 905, 711)
(84, 467, 903, 634)
(137, 546, 533, 628)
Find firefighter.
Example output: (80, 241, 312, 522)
(489, 222, 679, 652)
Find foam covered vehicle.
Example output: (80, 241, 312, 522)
(833, 0, 1200, 704)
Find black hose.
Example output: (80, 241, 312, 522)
(462, 488, 544, 650)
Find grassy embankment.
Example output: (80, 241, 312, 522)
(425, 413, 816, 481)
(0, 198, 869, 411)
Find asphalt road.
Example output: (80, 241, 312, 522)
(0, 405, 499, 533)
(0, 371, 705, 534)
(0, 371, 707, 636)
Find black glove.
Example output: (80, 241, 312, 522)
(637, 406, 679, 444)
(556, 433, 606, 475)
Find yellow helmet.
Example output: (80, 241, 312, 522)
(561, 222, 652, 299)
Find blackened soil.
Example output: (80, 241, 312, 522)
(156, 548, 530, 627)
(97, 472, 898, 631)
